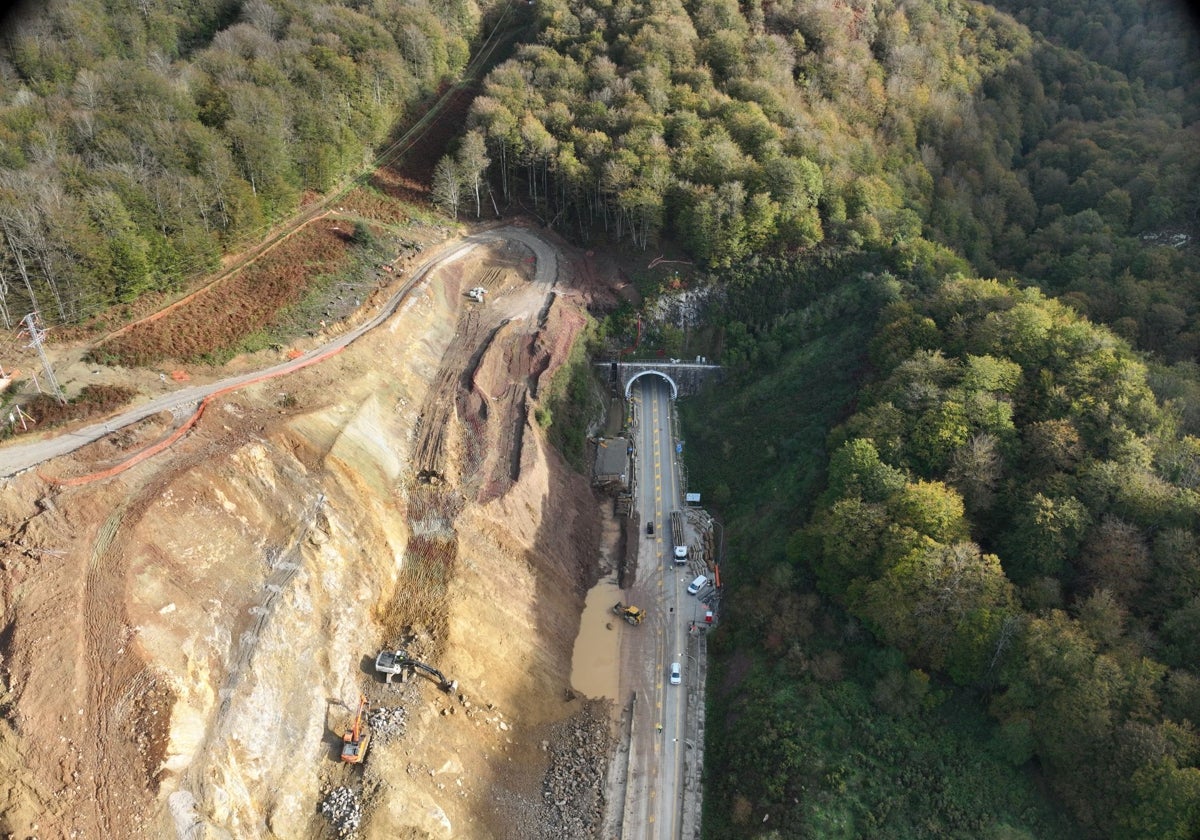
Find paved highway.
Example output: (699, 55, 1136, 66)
(629, 373, 688, 839)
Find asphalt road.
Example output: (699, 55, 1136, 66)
(0, 225, 557, 481)
(627, 374, 689, 840)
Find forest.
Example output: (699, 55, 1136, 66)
(679, 255, 1200, 838)
(659, 0, 1200, 835)
(0, 0, 490, 325)
(2, 0, 1200, 837)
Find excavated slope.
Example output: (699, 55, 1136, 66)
(0, 239, 602, 839)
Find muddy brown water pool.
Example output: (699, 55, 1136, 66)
(570, 576, 624, 700)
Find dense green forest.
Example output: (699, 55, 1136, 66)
(4, 0, 1200, 836)
(459, 0, 1200, 357)
(679, 252, 1200, 838)
(2, 0, 1197, 356)
(0, 0, 494, 325)
(652, 1, 1200, 836)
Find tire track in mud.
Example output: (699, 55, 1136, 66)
(78, 471, 179, 838)
(458, 321, 506, 483)
(84, 510, 139, 836)
(414, 302, 486, 483)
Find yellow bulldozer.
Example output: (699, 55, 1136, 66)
(612, 602, 645, 625)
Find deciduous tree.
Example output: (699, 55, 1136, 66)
(431, 156, 462, 220)
(456, 130, 491, 219)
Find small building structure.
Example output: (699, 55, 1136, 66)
(592, 436, 631, 491)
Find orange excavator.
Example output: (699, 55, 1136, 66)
(340, 694, 370, 764)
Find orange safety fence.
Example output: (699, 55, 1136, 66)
(43, 345, 345, 487)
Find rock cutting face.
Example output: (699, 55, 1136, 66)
(0, 229, 612, 840)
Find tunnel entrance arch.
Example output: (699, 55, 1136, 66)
(625, 369, 679, 400)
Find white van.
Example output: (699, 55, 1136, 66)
(687, 575, 708, 595)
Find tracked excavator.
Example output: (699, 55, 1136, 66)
(340, 694, 370, 764)
(375, 649, 458, 692)
(612, 602, 645, 625)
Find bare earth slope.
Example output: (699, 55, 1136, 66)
(0, 228, 614, 839)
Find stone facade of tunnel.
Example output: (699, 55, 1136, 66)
(595, 361, 723, 400)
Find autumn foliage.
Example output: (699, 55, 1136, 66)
(94, 221, 351, 366)
(11, 384, 137, 436)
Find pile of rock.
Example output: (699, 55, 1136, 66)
(319, 786, 362, 838)
(533, 700, 614, 839)
(366, 705, 407, 743)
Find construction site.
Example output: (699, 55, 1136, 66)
(0, 211, 677, 838)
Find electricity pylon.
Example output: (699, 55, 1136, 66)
(21, 312, 64, 404)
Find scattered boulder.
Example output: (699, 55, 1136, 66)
(529, 699, 614, 839)
(366, 705, 408, 744)
(319, 786, 362, 838)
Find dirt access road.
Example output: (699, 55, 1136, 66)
(0, 220, 627, 840)
(0, 225, 558, 483)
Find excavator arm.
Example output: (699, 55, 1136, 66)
(340, 694, 370, 763)
(375, 649, 457, 692)
(411, 661, 455, 691)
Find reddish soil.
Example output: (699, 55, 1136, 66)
(366, 165, 433, 206)
(6, 385, 136, 439)
(94, 220, 354, 366)
(339, 180, 414, 225)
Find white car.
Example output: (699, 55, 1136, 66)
(670, 662, 682, 685)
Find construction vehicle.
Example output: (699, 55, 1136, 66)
(340, 694, 370, 764)
(375, 649, 458, 692)
(612, 602, 645, 625)
(466, 286, 487, 302)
